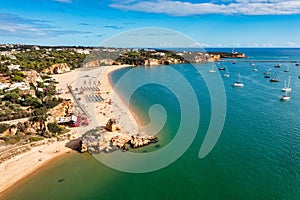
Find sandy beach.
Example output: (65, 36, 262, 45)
(0, 64, 135, 194)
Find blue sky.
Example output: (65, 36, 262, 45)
(1, 0, 300, 47)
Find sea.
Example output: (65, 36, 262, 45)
(1, 48, 300, 200)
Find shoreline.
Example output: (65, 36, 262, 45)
(0, 64, 139, 195)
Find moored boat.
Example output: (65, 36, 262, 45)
(232, 73, 244, 87)
(270, 73, 279, 82)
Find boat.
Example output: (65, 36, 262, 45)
(253, 66, 258, 72)
(218, 67, 226, 71)
(274, 63, 281, 68)
(263, 69, 271, 75)
(295, 63, 300, 66)
(264, 69, 271, 78)
(232, 73, 244, 87)
(270, 73, 279, 82)
(223, 71, 230, 77)
(209, 64, 216, 73)
(250, 62, 255, 66)
(281, 76, 292, 92)
(283, 66, 289, 72)
(280, 90, 291, 101)
(232, 60, 236, 64)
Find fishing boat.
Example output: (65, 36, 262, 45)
(209, 64, 216, 73)
(232, 73, 244, 87)
(281, 76, 292, 92)
(270, 73, 279, 82)
(280, 90, 291, 101)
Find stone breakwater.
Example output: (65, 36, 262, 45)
(80, 126, 158, 153)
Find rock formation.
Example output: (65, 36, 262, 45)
(106, 118, 121, 132)
(23, 70, 43, 87)
(42, 63, 71, 74)
(48, 100, 73, 122)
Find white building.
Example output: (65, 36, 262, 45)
(7, 64, 21, 71)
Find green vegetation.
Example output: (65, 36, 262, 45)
(10, 49, 86, 72)
(0, 123, 10, 133)
(47, 122, 63, 134)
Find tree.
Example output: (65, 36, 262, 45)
(47, 122, 62, 134)
(0, 123, 9, 133)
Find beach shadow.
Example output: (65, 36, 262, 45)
(65, 138, 81, 151)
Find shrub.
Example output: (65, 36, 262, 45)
(0, 123, 10, 133)
(47, 122, 62, 134)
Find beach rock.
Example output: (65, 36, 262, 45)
(79, 141, 87, 153)
(42, 63, 71, 74)
(106, 118, 121, 132)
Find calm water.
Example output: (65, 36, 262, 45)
(1, 48, 300, 200)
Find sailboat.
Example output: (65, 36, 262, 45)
(232, 73, 244, 87)
(281, 76, 292, 92)
(209, 64, 216, 73)
(283, 65, 289, 72)
(270, 73, 279, 82)
(280, 90, 291, 101)
(264, 68, 271, 78)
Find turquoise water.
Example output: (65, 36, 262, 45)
(1, 49, 300, 200)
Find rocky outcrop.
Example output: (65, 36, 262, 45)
(48, 100, 73, 122)
(42, 63, 71, 74)
(79, 140, 87, 153)
(130, 135, 158, 148)
(106, 118, 121, 132)
(83, 59, 119, 67)
(80, 121, 159, 153)
(23, 70, 43, 87)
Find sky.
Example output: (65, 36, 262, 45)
(0, 0, 300, 47)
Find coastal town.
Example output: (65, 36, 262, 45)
(0, 44, 246, 193)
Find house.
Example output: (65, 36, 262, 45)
(7, 64, 21, 71)
(0, 82, 9, 90)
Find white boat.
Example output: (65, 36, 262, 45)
(281, 76, 292, 92)
(222, 68, 230, 77)
(250, 62, 255, 66)
(232, 73, 244, 87)
(253, 67, 258, 72)
(280, 90, 291, 101)
(209, 64, 216, 73)
(284, 66, 289, 72)
(223, 72, 230, 77)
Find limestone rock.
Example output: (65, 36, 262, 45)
(106, 118, 121, 132)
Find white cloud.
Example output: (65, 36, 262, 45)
(110, 0, 300, 16)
